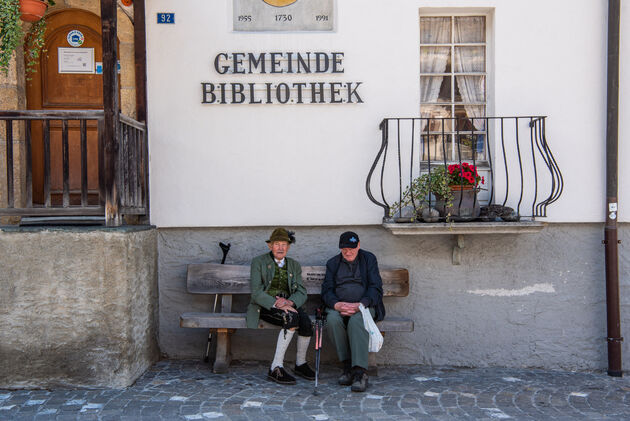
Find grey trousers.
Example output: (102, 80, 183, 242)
(325, 307, 375, 370)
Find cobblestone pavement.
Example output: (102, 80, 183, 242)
(2, 360, 630, 420)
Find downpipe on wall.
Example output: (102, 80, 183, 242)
(604, 0, 622, 377)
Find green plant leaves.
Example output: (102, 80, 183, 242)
(0, 0, 50, 76)
(0, 0, 22, 75)
(390, 166, 453, 218)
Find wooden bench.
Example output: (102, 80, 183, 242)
(180, 263, 414, 373)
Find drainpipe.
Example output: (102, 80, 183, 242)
(605, 0, 622, 377)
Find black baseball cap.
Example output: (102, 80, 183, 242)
(339, 231, 360, 248)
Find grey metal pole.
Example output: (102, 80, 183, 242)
(604, 0, 622, 377)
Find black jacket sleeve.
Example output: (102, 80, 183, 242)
(321, 255, 340, 309)
(360, 251, 384, 308)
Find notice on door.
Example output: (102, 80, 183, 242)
(58, 47, 95, 74)
(233, 0, 334, 31)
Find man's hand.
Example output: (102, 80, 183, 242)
(274, 296, 288, 308)
(275, 296, 297, 313)
(334, 301, 360, 316)
(278, 303, 297, 313)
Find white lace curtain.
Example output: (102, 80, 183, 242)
(454, 17, 485, 131)
(420, 16, 485, 131)
(420, 18, 450, 131)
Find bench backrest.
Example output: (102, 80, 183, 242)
(187, 263, 409, 297)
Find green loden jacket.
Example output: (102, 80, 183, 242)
(246, 252, 308, 329)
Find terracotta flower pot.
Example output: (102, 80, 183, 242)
(449, 184, 476, 191)
(19, 0, 47, 23)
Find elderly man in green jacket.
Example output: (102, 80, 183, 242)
(246, 228, 315, 385)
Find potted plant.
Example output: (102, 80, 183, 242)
(19, 0, 49, 22)
(442, 162, 484, 220)
(391, 163, 485, 222)
(0, 0, 55, 75)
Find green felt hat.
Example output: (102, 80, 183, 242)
(266, 228, 295, 244)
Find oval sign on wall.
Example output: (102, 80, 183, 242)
(67, 30, 84, 47)
(262, 0, 298, 6)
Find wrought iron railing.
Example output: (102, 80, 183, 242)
(0, 110, 148, 220)
(366, 116, 563, 222)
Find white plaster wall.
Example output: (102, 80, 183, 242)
(146, 0, 629, 227)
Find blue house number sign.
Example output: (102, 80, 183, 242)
(157, 13, 175, 24)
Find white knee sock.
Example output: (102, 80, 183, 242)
(296, 335, 310, 366)
(271, 329, 295, 370)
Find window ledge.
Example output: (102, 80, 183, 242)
(383, 221, 546, 235)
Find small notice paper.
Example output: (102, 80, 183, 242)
(58, 47, 95, 74)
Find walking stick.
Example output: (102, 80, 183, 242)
(204, 242, 231, 363)
(313, 307, 325, 395)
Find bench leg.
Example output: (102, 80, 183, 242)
(213, 328, 232, 374)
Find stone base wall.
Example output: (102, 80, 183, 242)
(158, 223, 629, 371)
(0, 226, 159, 389)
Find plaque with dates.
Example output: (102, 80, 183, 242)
(233, 0, 334, 32)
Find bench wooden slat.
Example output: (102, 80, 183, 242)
(187, 264, 409, 297)
(181, 312, 248, 329)
(180, 312, 414, 332)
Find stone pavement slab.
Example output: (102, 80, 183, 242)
(1, 360, 630, 420)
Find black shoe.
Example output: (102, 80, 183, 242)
(338, 370, 353, 386)
(267, 366, 296, 385)
(338, 362, 353, 386)
(351, 369, 368, 392)
(294, 363, 316, 380)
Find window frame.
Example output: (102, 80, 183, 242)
(418, 9, 494, 169)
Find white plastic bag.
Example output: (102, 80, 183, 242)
(359, 303, 383, 353)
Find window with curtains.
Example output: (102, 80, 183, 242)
(420, 15, 487, 164)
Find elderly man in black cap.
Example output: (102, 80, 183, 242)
(321, 231, 385, 392)
(246, 228, 315, 385)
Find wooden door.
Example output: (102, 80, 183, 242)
(26, 9, 119, 205)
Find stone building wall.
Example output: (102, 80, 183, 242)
(0, 44, 25, 217)
(0, 226, 159, 388)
